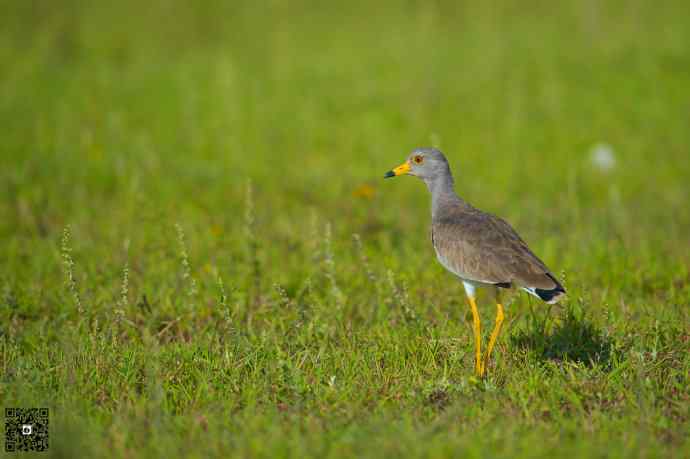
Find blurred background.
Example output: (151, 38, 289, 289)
(3, 0, 689, 289)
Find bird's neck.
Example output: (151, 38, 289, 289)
(426, 175, 464, 218)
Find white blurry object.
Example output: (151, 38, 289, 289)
(589, 143, 617, 172)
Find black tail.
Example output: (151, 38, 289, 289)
(534, 273, 566, 304)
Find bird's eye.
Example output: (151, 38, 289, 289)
(413, 155, 424, 164)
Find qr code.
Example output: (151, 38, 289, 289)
(5, 408, 49, 452)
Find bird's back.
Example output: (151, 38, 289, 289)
(431, 199, 565, 302)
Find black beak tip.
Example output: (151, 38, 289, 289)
(384, 170, 395, 179)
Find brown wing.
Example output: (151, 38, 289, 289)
(432, 205, 559, 290)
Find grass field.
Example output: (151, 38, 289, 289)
(1, 1, 689, 457)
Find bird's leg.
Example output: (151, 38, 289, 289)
(465, 295, 483, 377)
(483, 288, 505, 374)
(467, 296, 483, 376)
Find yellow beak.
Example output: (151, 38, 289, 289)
(384, 161, 411, 178)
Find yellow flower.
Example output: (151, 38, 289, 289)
(352, 183, 376, 200)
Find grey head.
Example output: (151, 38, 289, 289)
(384, 147, 462, 216)
(385, 147, 455, 189)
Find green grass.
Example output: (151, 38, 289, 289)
(1, 1, 689, 457)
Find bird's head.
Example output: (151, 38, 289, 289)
(384, 148, 451, 182)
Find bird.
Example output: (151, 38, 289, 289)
(384, 148, 565, 377)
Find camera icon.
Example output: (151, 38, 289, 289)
(21, 424, 32, 436)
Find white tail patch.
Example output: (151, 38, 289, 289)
(521, 287, 541, 300)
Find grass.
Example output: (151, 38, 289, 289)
(1, 1, 689, 457)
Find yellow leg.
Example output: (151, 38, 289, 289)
(484, 289, 505, 373)
(467, 295, 483, 377)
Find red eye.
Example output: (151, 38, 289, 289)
(413, 155, 424, 164)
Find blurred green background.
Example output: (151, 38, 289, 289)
(1, 1, 689, 458)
